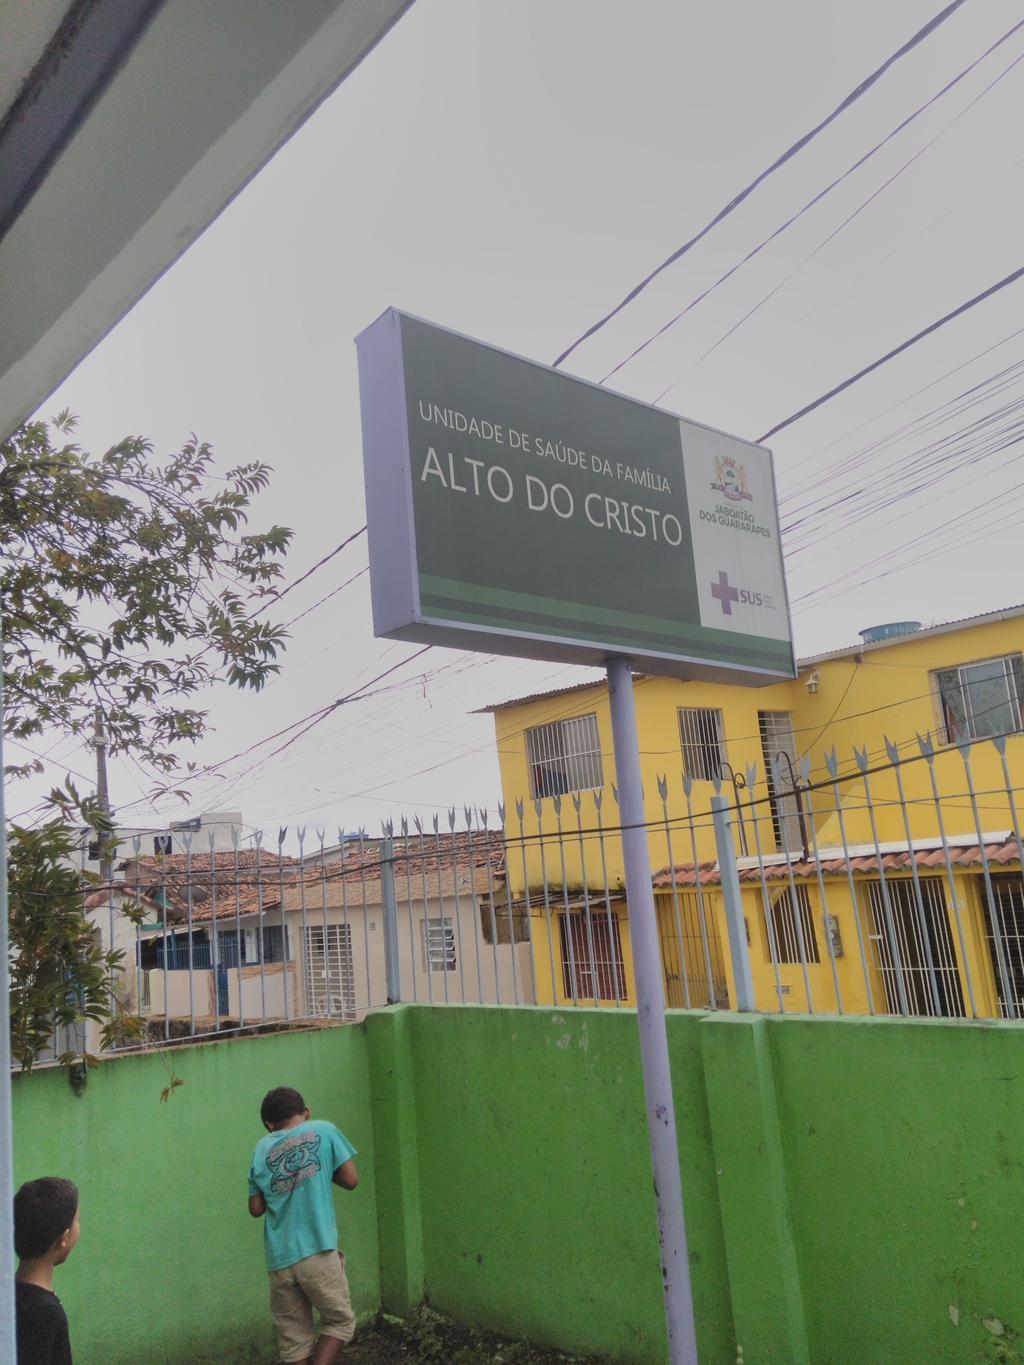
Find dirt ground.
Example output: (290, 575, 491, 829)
(341, 1308, 611, 1364)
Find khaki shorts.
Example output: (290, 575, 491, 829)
(269, 1249, 356, 1362)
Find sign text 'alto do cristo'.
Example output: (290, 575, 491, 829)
(356, 310, 794, 684)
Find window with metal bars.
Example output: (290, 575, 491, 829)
(934, 654, 1024, 743)
(766, 886, 820, 964)
(559, 912, 626, 1001)
(303, 924, 355, 1018)
(423, 916, 456, 972)
(678, 708, 726, 783)
(216, 924, 289, 966)
(525, 713, 603, 799)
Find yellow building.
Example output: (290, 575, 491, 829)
(482, 605, 1024, 1021)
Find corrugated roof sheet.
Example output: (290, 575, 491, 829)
(478, 603, 1024, 712)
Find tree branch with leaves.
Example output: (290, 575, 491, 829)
(3, 412, 294, 1066)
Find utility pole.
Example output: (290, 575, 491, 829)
(93, 705, 113, 885)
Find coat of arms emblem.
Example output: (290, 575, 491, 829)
(711, 455, 752, 502)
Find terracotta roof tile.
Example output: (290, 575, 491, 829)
(652, 836, 1023, 888)
(123, 830, 507, 926)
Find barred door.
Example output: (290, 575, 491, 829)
(979, 876, 1024, 1018)
(863, 879, 964, 1017)
(657, 892, 729, 1008)
(559, 912, 626, 1001)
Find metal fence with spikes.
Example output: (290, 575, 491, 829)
(42, 728, 1024, 1060)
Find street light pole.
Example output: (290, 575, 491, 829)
(606, 657, 698, 1365)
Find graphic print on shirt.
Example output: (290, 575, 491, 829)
(267, 1130, 323, 1193)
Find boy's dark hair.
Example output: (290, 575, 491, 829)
(14, 1178, 78, 1259)
(261, 1087, 307, 1126)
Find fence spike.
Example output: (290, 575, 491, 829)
(657, 774, 668, 801)
(254, 829, 264, 849)
(315, 826, 326, 845)
(824, 746, 839, 780)
(297, 827, 307, 853)
(552, 794, 562, 815)
(465, 806, 475, 830)
(884, 737, 900, 767)
(769, 754, 785, 788)
(231, 828, 240, 850)
(480, 809, 489, 829)
(533, 797, 543, 817)
(413, 815, 423, 835)
(498, 802, 506, 823)
(745, 762, 758, 788)
(432, 814, 440, 834)
(207, 831, 216, 852)
(957, 739, 974, 763)
(448, 807, 457, 831)
(798, 754, 811, 784)
(515, 798, 524, 820)
(571, 792, 582, 813)
(712, 772, 723, 796)
(401, 816, 409, 836)
(853, 746, 869, 774)
(916, 732, 935, 760)
(681, 773, 692, 800)
(993, 733, 1008, 757)
(277, 826, 288, 847)
(593, 789, 603, 811)
(611, 784, 620, 806)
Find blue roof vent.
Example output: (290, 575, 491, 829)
(858, 621, 921, 644)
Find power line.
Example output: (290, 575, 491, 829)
(113, 645, 434, 813)
(551, 0, 971, 370)
(282, 566, 368, 629)
(628, 17, 1024, 395)
(252, 525, 366, 619)
(682, 45, 1024, 380)
(756, 263, 1024, 443)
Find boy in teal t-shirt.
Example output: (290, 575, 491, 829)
(248, 1087, 359, 1364)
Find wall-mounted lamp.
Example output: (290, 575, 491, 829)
(805, 671, 820, 694)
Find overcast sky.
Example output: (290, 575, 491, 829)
(19, 0, 1024, 842)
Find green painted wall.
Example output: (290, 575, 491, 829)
(12, 1006, 1024, 1364)
(397, 1005, 733, 1363)
(767, 1015, 1024, 1365)
(392, 1006, 1024, 1365)
(11, 1027, 378, 1365)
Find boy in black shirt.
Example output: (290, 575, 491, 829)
(13, 1177, 79, 1365)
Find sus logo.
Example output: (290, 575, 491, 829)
(267, 1131, 322, 1193)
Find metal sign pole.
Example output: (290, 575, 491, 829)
(606, 657, 698, 1365)
(0, 656, 16, 1363)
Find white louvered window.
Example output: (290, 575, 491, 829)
(758, 711, 803, 854)
(678, 708, 726, 783)
(423, 917, 456, 972)
(526, 714, 603, 800)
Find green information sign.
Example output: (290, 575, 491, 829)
(356, 310, 794, 682)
